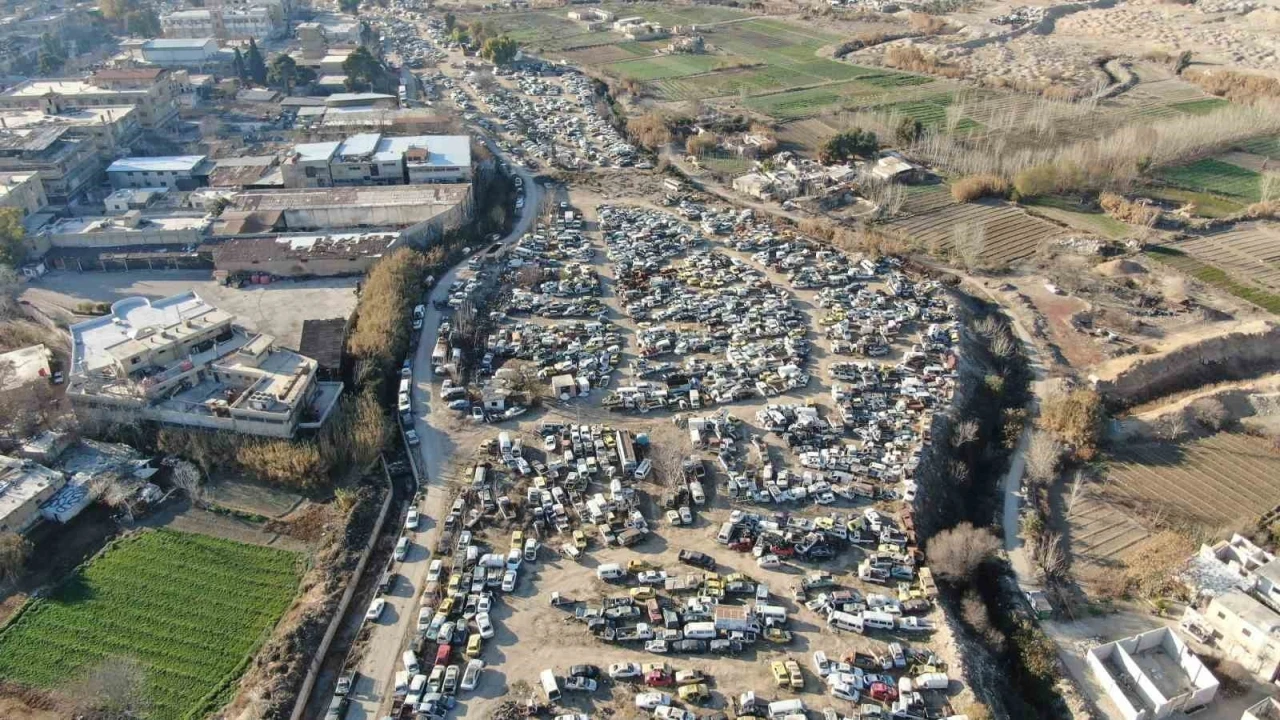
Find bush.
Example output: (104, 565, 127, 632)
(926, 521, 1000, 583)
(951, 174, 1010, 202)
(1040, 387, 1105, 457)
(348, 247, 430, 374)
(883, 45, 965, 78)
(685, 132, 719, 155)
(1099, 192, 1160, 226)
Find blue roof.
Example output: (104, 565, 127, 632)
(143, 38, 217, 49)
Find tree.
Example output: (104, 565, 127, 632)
(818, 128, 878, 165)
(343, 46, 387, 93)
(99, 0, 130, 22)
(0, 532, 30, 585)
(1039, 387, 1105, 457)
(232, 48, 247, 81)
(0, 207, 27, 268)
(926, 522, 1000, 583)
(1174, 50, 1193, 75)
(267, 54, 313, 94)
(1025, 430, 1061, 483)
(37, 33, 65, 75)
(895, 117, 924, 146)
(481, 35, 519, 65)
(339, 0, 360, 13)
(444, 12, 456, 32)
(124, 9, 159, 37)
(951, 220, 986, 270)
(75, 656, 151, 719)
(245, 38, 267, 85)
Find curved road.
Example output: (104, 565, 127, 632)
(346, 138, 543, 720)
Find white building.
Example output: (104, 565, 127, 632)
(281, 134, 472, 188)
(161, 7, 282, 41)
(67, 293, 343, 438)
(0, 455, 65, 534)
(1180, 533, 1280, 683)
(138, 38, 227, 68)
(1085, 627, 1218, 720)
(107, 156, 213, 190)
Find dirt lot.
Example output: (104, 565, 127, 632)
(21, 270, 359, 351)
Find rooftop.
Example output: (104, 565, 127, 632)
(0, 106, 137, 132)
(232, 184, 471, 211)
(381, 135, 470, 168)
(40, 213, 208, 236)
(142, 38, 216, 50)
(1216, 590, 1280, 634)
(92, 67, 167, 81)
(3, 80, 146, 98)
(298, 318, 348, 371)
(70, 292, 232, 374)
(0, 455, 63, 526)
(107, 155, 209, 174)
(206, 231, 398, 264)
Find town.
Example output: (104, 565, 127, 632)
(0, 1, 1277, 720)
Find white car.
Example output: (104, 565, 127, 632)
(461, 659, 484, 691)
(829, 682, 860, 703)
(405, 429, 421, 446)
(417, 607, 433, 632)
(609, 662, 642, 680)
(405, 508, 420, 530)
(366, 598, 386, 621)
(502, 569, 517, 592)
(394, 537, 410, 561)
(637, 570, 668, 585)
(543, 435, 558, 452)
(476, 612, 495, 639)
(458, 530, 472, 547)
(427, 559, 443, 582)
(654, 707, 695, 720)
(757, 554, 781, 568)
(477, 595, 492, 615)
(813, 650, 831, 677)
(555, 715, 588, 720)
(634, 692, 672, 709)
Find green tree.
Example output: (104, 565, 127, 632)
(895, 117, 924, 147)
(37, 33, 65, 74)
(232, 47, 247, 81)
(0, 207, 27, 268)
(444, 12, 456, 32)
(449, 27, 470, 46)
(342, 46, 386, 92)
(124, 9, 160, 37)
(481, 35, 518, 65)
(818, 128, 878, 165)
(267, 54, 313, 94)
(245, 38, 267, 85)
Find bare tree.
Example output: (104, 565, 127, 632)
(926, 522, 1000, 583)
(75, 656, 151, 720)
(1036, 531, 1068, 581)
(0, 531, 30, 585)
(951, 419, 980, 448)
(1190, 398, 1229, 431)
(169, 460, 204, 505)
(90, 475, 137, 523)
(1025, 430, 1062, 483)
(952, 221, 987, 270)
(1164, 412, 1187, 441)
(1066, 470, 1086, 515)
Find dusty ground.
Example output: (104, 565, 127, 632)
(21, 270, 359, 351)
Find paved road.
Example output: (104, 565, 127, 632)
(346, 138, 542, 720)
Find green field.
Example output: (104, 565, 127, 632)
(1237, 135, 1280, 160)
(1154, 158, 1262, 203)
(1146, 246, 1280, 313)
(605, 53, 750, 80)
(1024, 195, 1131, 239)
(0, 530, 301, 719)
(1168, 98, 1231, 116)
(600, 3, 751, 25)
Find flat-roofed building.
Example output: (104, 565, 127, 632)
(1085, 627, 1218, 720)
(139, 38, 228, 68)
(0, 72, 178, 132)
(107, 155, 213, 190)
(67, 292, 342, 438)
(206, 230, 398, 277)
(281, 133, 471, 188)
(0, 127, 102, 205)
(0, 455, 65, 534)
(0, 173, 48, 217)
(161, 7, 282, 41)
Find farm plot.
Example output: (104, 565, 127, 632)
(882, 191, 1067, 265)
(554, 43, 650, 65)
(0, 529, 301, 720)
(1145, 245, 1280, 313)
(1170, 223, 1280, 293)
(598, 2, 752, 25)
(1061, 492, 1151, 574)
(604, 53, 750, 80)
(1104, 432, 1280, 528)
(1153, 158, 1263, 203)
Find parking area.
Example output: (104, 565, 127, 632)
(22, 270, 359, 350)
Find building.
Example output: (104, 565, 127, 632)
(1181, 533, 1280, 683)
(137, 38, 228, 69)
(0, 455, 65, 534)
(207, 156, 281, 190)
(1245, 697, 1280, 720)
(869, 152, 927, 183)
(0, 173, 48, 217)
(67, 293, 343, 438)
(219, 184, 472, 245)
(1085, 627, 1219, 720)
(104, 187, 167, 214)
(107, 156, 213, 190)
(293, 106, 455, 139)
(298, 317, 349, 377)
(206, 231, 399, 277)
(0, 70, 179, 132)
(281, 134, 472, 188)
(0, 344, 53, 390)
(161, 7, 282, 41)
(0, 127, 103, 205)
(29, 210, 209, 257)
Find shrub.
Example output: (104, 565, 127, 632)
(627, 112, 671, 149)
(685, 132, 719, 155)
(1099, 192, 1160, 226)
(951, 173, 1010, 202)
(1184, 68, 1280, 102)
(926, 521, 1000, 583)
(883, 45, 965, 78)
(1039, 387, 1105, 457)
(1013, 164, 1064, 198)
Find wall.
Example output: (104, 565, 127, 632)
(1086, 645, 1145, 720)
(43, 224, 204, 249)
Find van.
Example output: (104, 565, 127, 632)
(403, 650, 421, 675)
(634, 458, 652, 480)
(863, 611, 896, 631)
(400, 377, 412, 395)
(499, 432, 512, 454)
(755, 604, 787, 624)
(540, 668, 561, 702)
(683, 621, 716, 639)
(828, 611, 864, 633)
(473, 466, 487, 486)
(914, 672, 949, 690)
(716, 522, 735, 545)
(596, 563, 624, 581)
(768, 699, 805, 719)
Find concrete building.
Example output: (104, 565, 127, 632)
(0, 173, 48, 217)
(282, 134, 471, 188)
(161, 7, 282, 41)
(206, 231, 399, 277)
(0, 70, 179, 132)
(0, 127, 103, 205)
(293, 107, 454, 139)
(31, 210, 209, 254)
(1245, 697, 1280, 720)
(1181, 533, 1280, 683)
(0, 455, 65, 534)
(107, 156, 213, 190)
(137, 38, 228, 69)
(1085, 627, 1218, 720)
(219, 184, 472, 245)
(67, 293, 343, 438)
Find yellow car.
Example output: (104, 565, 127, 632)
(447, 574, 462, 593)
(785, 659, 803, 690)
(437, 597, 455, 617)
(628, 559, 657, 574)
(511, 530, 524, 551)
(630, 586, 656, 601)
(771, 661, 789, 688)
(678, 683, 710, 704)
(466, 634, 483, 658)
(573, 530, 587, 550)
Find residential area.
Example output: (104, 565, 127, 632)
(0, 1, 1276, 720)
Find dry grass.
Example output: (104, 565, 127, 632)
(950, 173, 1010, 202)
(1099, 192, 1159, 226)
(1185, 68, 1280, 103)
(908, 12, 951, 35)
(883, 45, 965, 79)
(348, 247, 431, 375)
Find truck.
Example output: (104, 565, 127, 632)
(918, 567, 938, 598)
(617, 528, 646, 547)
(431, 338, 449, 372)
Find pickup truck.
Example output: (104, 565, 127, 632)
(614, 624, 654, 642)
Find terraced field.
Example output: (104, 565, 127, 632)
(1154, 158, 1263, 203)
(605, 53, 752, 80)
(1105, 432, 1280, 527)
(1062, 493, 1151, 572)
(1169, 224, 1280, 293)
(882, 186, 1067, 264)
(0, 529, 301, 720)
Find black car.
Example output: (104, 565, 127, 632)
(709, 639, 743, 655)
(673, 639, 708, 654)
(325, 695, 349, 720)
(569, 664, 600, 679)
(678, 549, 715, 570)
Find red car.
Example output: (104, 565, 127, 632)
(645, 670, 675, 687)
(435, 644, 452, 666)
(729, 539, 754, 552)
(868, 682, 898, 702)
(769, 544, 796, 557)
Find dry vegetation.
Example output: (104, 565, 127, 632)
(1184, 68, 1280, 103)
(1039, 387, 1104, 459)
(1098, 192, 1159, 227)
(628, 112, 672, 150)
(348, 247, 433, 381)
(883, 45, 965, 79)
(951, 174, 1010, 203)
(926, 521, 1001, 583)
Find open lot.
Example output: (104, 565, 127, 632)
(21, 270, 359, 351)
(0, 529, 301, 719)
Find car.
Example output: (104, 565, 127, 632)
(427, 559, 444, 582)
(543, 435, 558, 451)
(457, 530, 472, 547)
(366, 598, 386, 621)
(502, 569, 517, 592)
(673, 639, 708, 653)
(666, 509, 682, 526)
(565, 676, 598, 692)
(785, 659, 803, 689)
(461, 659, 484, 691)
(394, 537, 410, 561)
(471, 406, 485, 422)
(569, 664, 600, 679)
(449, 399, 470, 411)
(405, 508, 421, 530)
(678, 550, 715, 570)
(679, 506, 693, 524)
(678, 683, 709, 704)
(645, 639, 669, 653)
(476, 612, 494, 639)
(554, 715, 588, 720)
(829, 682, 860, 703)
(654, 706, 694, 720)
(630, 586, 656, 601)
(335, 671, 356, 696)
(634, 692, 671, 709)
(443, 664, 460, 694)
(405, 429, 421, 446)
(758, 554, 781, 568)
(868, 682, 898, 702)
(324, 695, 349, 720)
(609, 662, 642, 680)
(637, 570, 668, 585)
(771, 661, 789, 688)
(50, 371, 64, 385)
(813, 651, 832, 677)
(573, 530, 587, 550)
(477, 595, 492, 615)
(417, 607, 433, 632)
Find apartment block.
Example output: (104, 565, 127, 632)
(0, 69, 179, 132)
(107, 155, 213, 190)
(0, 173, 48, 217)
(67, 293, 343, 438)
(161, 7, 282, 41)
(281, 133, 472, 188)
(0, 127, 103, 205)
